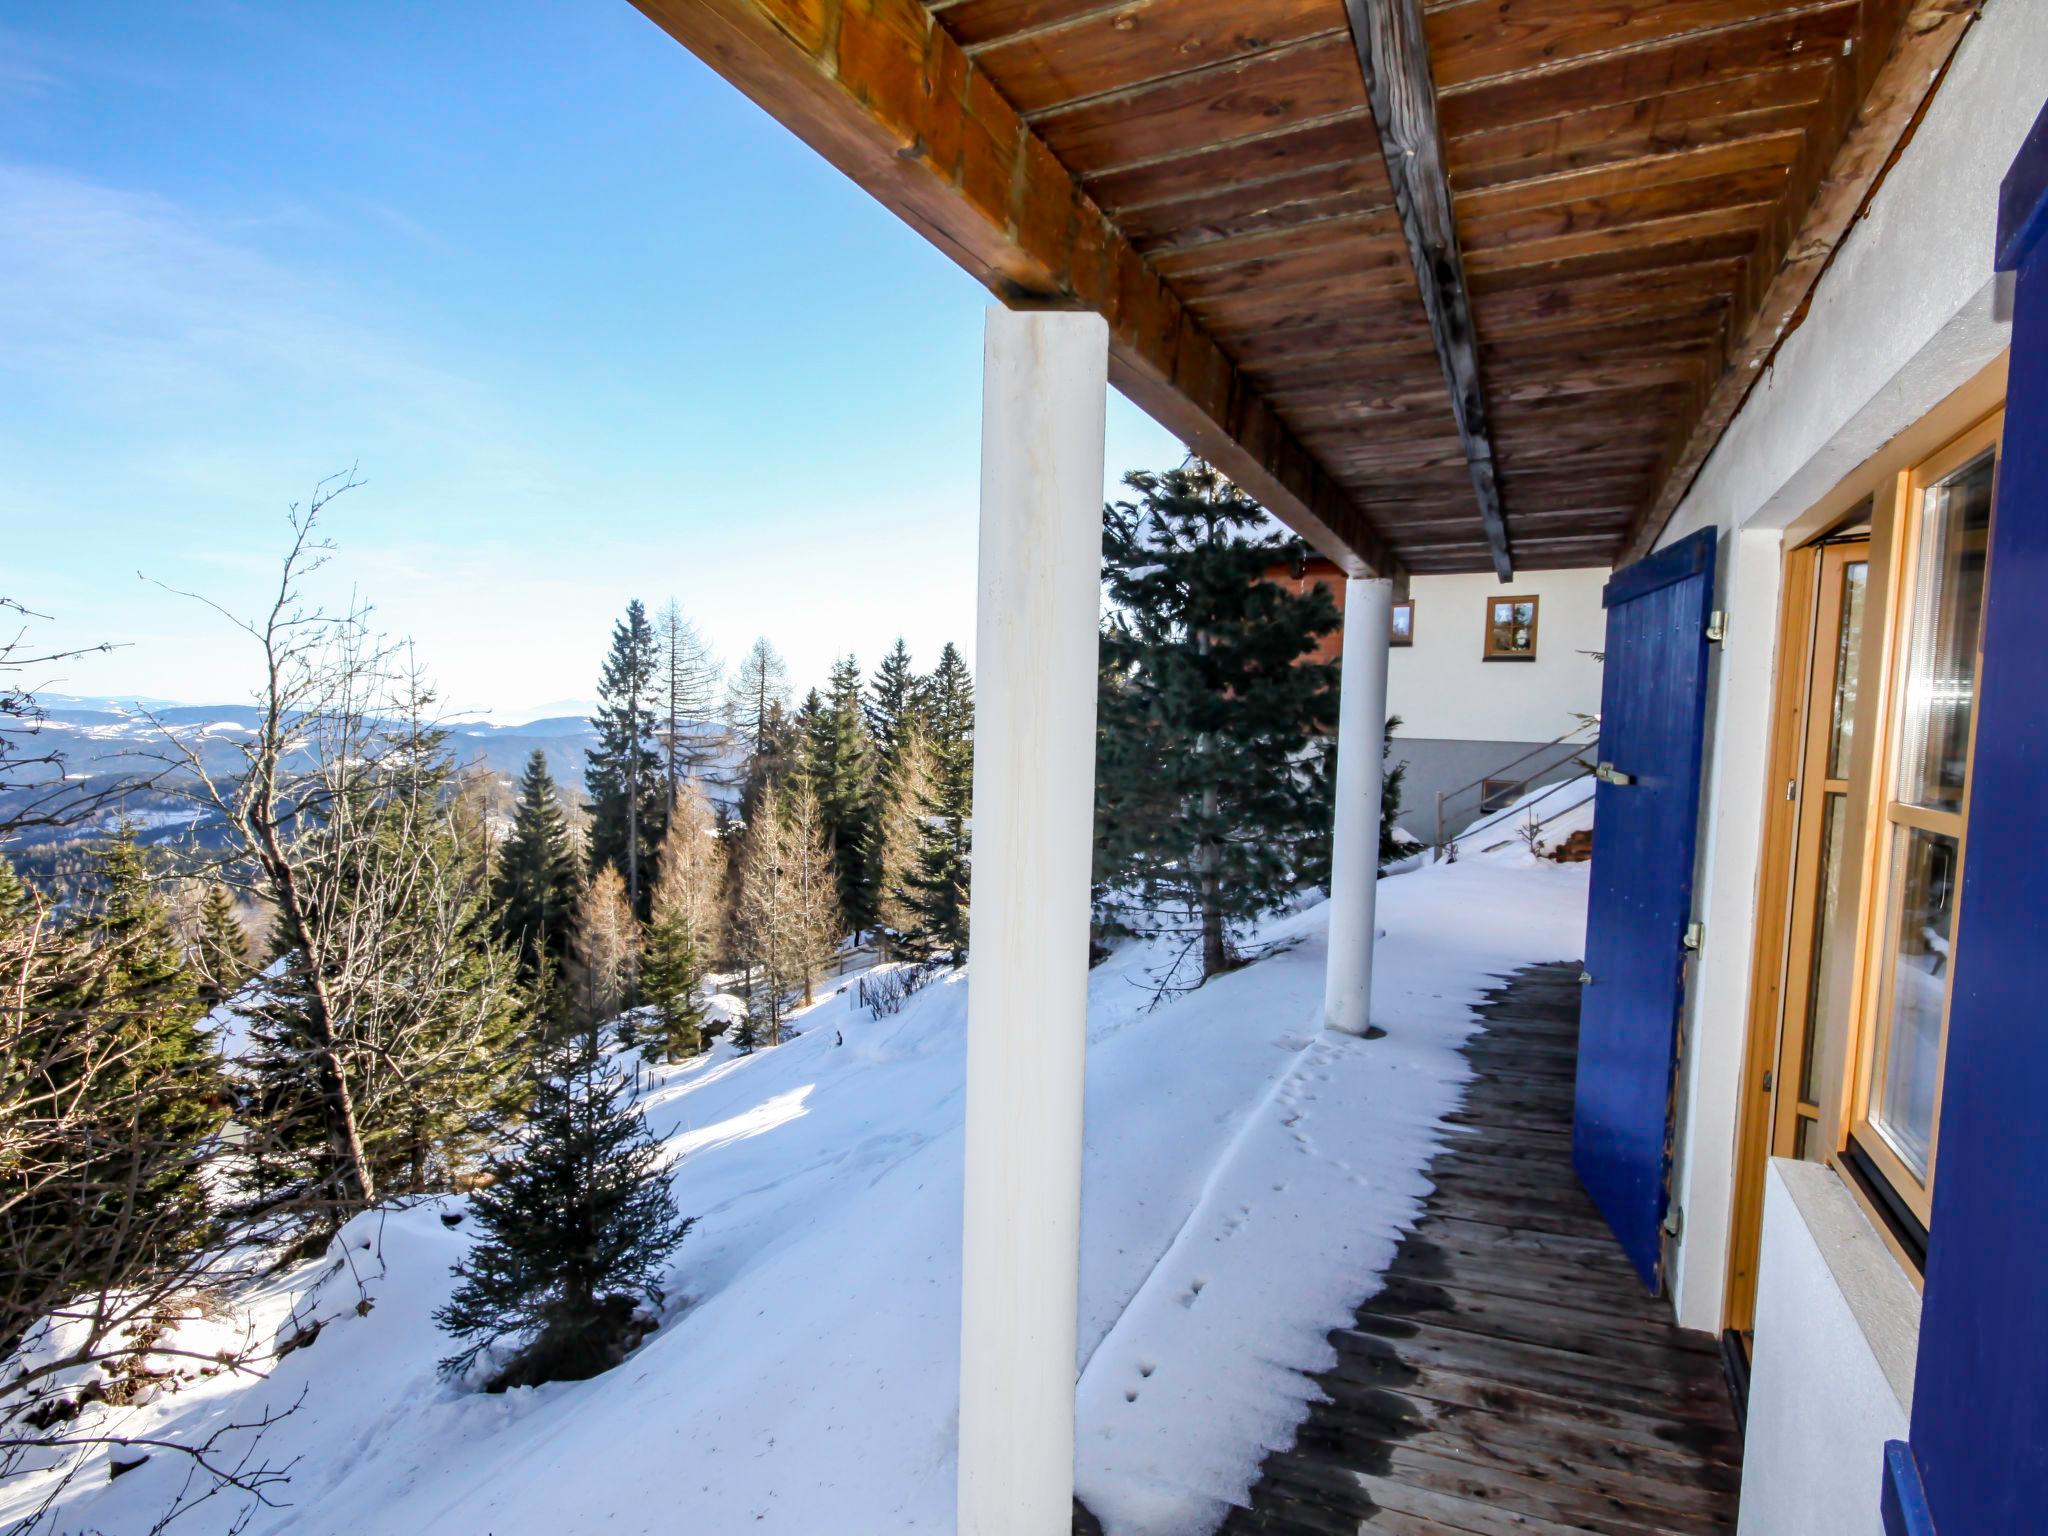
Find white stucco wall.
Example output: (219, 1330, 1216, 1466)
(1738, 1162, 1918, 1536)
(1385, 566, 1608, 743)
(1660, 0, 2048, 1335)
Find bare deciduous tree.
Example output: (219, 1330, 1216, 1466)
(571, 863, 638, 1036)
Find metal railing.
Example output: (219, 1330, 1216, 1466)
(1432, 723, 1597, 856)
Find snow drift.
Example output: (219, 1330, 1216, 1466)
(8, 841, 1589, 1536)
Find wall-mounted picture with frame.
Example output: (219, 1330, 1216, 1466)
(1390, 600, 1414, 646)
(1484, 594, 1539, 660)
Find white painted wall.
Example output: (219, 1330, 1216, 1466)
(1658, 0, 2048, 1336)
(1739, 1162, 1918, 1536)
(1385, 566, 1608, 743)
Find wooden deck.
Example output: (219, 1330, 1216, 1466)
(1210, 960, 1742, 1535)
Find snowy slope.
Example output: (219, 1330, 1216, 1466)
(9, 847, 1589, 1536)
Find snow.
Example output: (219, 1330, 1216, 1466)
(9, 847, 1589, 1536)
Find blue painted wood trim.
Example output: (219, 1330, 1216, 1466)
(1600, 527, 1716, 610)
(1882, 1442, 1939, 1536)
(1996, 98, 2048, 272)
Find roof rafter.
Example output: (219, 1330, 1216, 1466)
(1621, 0, 1984, 561)
(629, 0, 1399, 576)
(1342, 0, 1514, 582)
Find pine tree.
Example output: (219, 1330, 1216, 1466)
(801, 655, 878, 939)
(435, 1028, 691, 1388)
(192, 880, 250, 1006)
(638, 784, 725, 1060)
(1093, 461, 1341, 981)
(570, 863, 638, 1038)
(586, 600, 664, 917)
(653, 600, 721, 816)
(869, 722, 934, 950)
(901, 643, 973, 963)
(865, 639, 922, 770)
(494, 750, 584, 984)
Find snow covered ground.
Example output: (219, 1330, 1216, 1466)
(8, 823, 1591, 1536)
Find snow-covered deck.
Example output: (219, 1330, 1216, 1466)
(1213, 963, 1740, 1536)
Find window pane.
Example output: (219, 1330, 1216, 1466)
(1798, 792, 1849, 1107)
(1896, 454, 1994, 813)
(1873, 825, 1961, 1180)
(1826, 562, 1867, 780)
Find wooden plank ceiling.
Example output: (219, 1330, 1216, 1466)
(634, 0, 1980, 575)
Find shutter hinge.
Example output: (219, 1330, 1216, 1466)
(1706, 610, 1728, 643)
(1662, 1205, 1684, 1239)
(1595, 761, 1635, 786)
(1683, 921, 1705, 952)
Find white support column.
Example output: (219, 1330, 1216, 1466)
(1323, 576, 1393, 1036)
(957, 308, 1108, 1536)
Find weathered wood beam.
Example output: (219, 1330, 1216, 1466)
(1620, 0, 1983, 561)
(1343, 0, 1513, 581)
(629, 0, 1398, 575)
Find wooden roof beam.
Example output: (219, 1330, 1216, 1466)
(1620, 0, 1984, 561)
(629, 0, 1398, 577)
(1343, 0, 1514, 582)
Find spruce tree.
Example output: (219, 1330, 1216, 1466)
(435, 1028, 691, 1388)
(801, 655, 878, 939)
(494, 749, 584, 984)
(865, 639, 922, 769)
(1093, 461, 1341, 981)
(901, 644, 973, 963)
(193, 880, 250, 1006)
(60, 830, 226, 1284)
(585, 600, 664, 917)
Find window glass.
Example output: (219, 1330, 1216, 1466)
(1798, 791, 1849, 1117)
(1873, 825, 1961, 1180)
(1895, 455, 1994, 813)
(1826, 562, 1867, 780)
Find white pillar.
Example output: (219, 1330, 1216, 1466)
(957, 308, 1108, 1536)
(1323, 576, 1392, 1036)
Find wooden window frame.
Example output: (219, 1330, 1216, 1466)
(1723, 356, 2008, 1323)
(1846, 412, 2002, 1229)
(1482, 593, 1539, 661)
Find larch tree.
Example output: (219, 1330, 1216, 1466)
(1093, 461, 1341, 982)
(638, 782, 724, 1060)
(731, 780, 839, 1042)
(493, 749, 584, 986)
(724, 636, 791, 761)
(570, 863, 639, 1039)
(868, 721, 934, 952)
(435, 1026, 690, 1390)
(585, 600, 664, 917)
(653, 600, 721, 816)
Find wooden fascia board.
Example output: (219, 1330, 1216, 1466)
(629, 0, 1399, 577)
(1343, 0, 1514, 583)
(1620, 0, 1984, 563)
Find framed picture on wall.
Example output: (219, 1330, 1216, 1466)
(1483, 594, 1539, 660)
(1390, 600, 1414, 646)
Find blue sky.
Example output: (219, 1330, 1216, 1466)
(1, 1, 1183, 717)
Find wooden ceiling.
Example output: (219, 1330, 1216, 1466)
(633, 0, 1980, 576)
